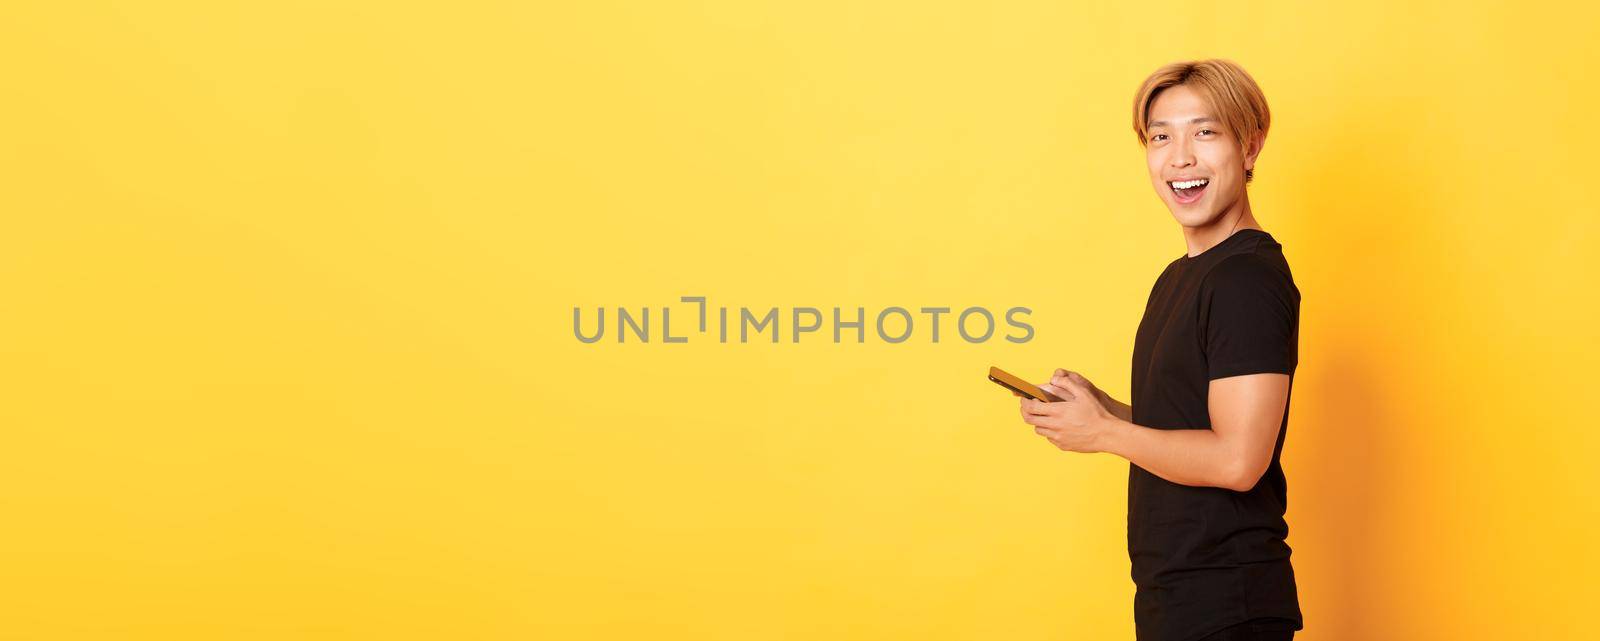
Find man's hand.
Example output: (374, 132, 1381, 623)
(1019, 375, 1117, 453)
(1009, 368, 1132, 420)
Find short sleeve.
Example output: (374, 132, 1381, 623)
(1200, 254, 1299, 380)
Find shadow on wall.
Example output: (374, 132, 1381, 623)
(1284, 91, 1431, 641)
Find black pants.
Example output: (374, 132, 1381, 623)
(1194, 618, 1298, 641)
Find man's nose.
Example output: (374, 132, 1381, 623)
(1169, 139, 1196, 168)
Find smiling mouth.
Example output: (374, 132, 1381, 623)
(1168, 178, 1209, 204)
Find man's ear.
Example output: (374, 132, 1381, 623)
(1243, 133, 1266, 172)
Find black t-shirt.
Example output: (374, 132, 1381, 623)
(1128, 228, 1304, 641)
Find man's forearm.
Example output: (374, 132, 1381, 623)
(1094, 416, 1240, 490)
(1099, 394, 1133, 422)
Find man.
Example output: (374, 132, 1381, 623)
(1016, 59, 1303, 641)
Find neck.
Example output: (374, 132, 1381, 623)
(1183, 194, 1261, 257)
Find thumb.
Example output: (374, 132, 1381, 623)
(1065, 370, 1096, 390)
(1052, 374, 1092, 400)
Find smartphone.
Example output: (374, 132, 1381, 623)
(988, 366, 1065, 402)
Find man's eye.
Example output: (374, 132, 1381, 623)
(1198, 129, 1216, 136)
(1151, 134, 1167, 142)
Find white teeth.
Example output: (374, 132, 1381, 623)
(1170, 178, 1209, 190)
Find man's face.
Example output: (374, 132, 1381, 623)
(1144, 84, 1257, 228)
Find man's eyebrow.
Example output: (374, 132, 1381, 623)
(1147, 116, 1218, 128)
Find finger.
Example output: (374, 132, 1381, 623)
(1040, 383, 1075, 402)
(1051, 375, 1092, 400)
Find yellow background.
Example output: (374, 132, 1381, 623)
(3, 1, 1596, 639)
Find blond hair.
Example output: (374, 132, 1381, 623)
(1132, 59, 1271, 183)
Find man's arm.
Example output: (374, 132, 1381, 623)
(1095, 390, 1133, 422)
(1094, 372, 1290, 491)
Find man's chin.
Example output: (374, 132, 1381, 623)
(1168, 209, 1216, 228)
